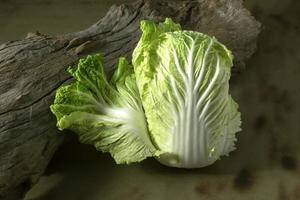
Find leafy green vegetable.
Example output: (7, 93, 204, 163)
(51, 18, 241, 168)
(50, 54, 158, 164)
(132, 18, 241, 168)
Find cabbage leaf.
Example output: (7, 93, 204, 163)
(132, 19, 241, 168)
(51, 19, 241, 168)
(51, 54, 158, 164)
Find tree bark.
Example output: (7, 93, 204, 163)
(0, 0, 260, 199)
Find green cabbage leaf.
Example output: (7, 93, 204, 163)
(51, 18, 241, 168)
(132, 19, 241, 168)
(50, 55, 159, 164)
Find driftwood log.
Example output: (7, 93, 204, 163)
(0, 0, 260, 199)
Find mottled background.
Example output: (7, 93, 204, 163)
(1, 0, 300, 199)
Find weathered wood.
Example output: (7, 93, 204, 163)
(0, 0, 260, 199)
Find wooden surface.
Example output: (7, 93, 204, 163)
(0, 0, 260, 199)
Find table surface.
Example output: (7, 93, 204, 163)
(1, 0, 300, 199)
